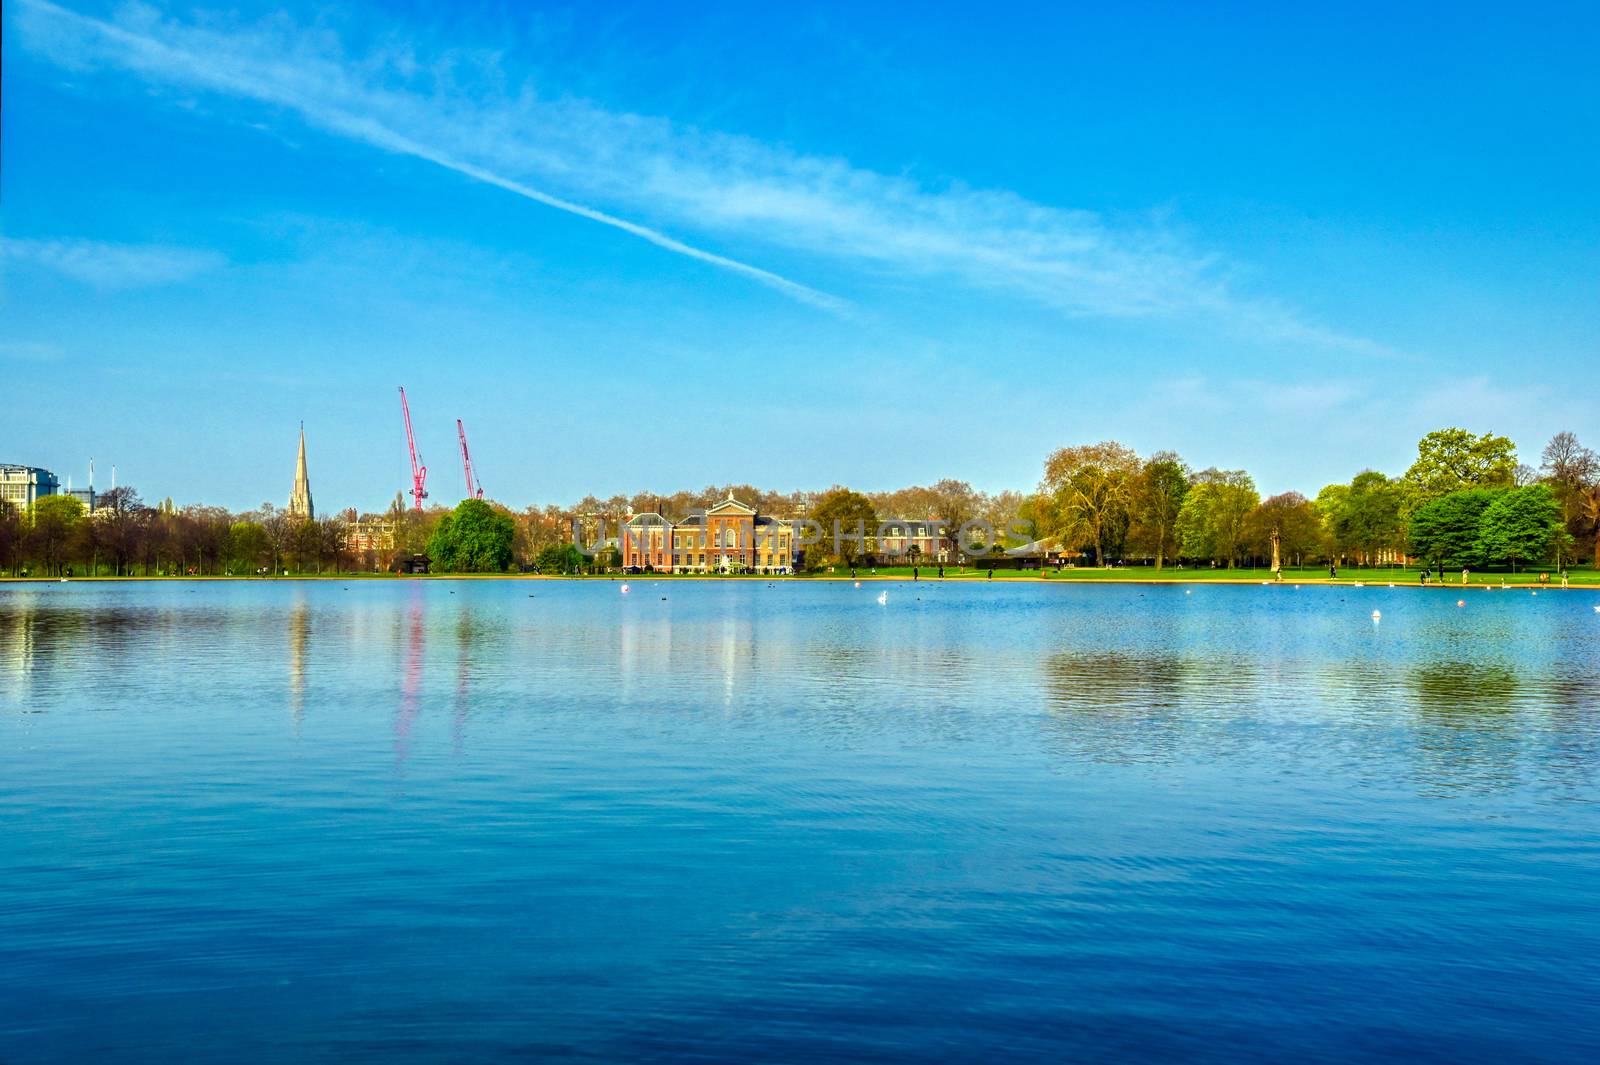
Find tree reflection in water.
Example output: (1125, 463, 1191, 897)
(1040, 651, 1263, 765)
(1408, 664, 1536, 795)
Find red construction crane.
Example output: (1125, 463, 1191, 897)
(457, 418, 483, 500)
(399, 386, 428, 511)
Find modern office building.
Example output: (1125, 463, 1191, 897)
(61, 460, 99, 513)
(0, 464, 59, 510)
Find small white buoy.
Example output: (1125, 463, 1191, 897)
(1457, 600, 1465, 607)
(1185, 590, 1192, 595)
(854, 581, 861, 588)
(1531, 591, 1537, 597)
(621, 583, 630, 594)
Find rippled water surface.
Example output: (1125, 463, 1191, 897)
(3, 579, 1599, 1063)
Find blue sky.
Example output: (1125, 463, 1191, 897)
(3, 0, 1596, 511)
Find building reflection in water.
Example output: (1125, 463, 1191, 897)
(2, 595, 139, 710)
(616, 601, 677, 702)
(0, 596, 38, 707)
(287, 597, 309, 733)
(396, 586, 425, 762)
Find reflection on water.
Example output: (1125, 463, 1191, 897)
(397, 588, 424, 762)
(1405, 663, 1599, 796)
(1040, 651, 1263, 764)
(288, 597, 308, 731)
(3, 581, 1600, 1064)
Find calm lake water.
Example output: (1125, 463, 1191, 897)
(3, 579, 1599, 1063)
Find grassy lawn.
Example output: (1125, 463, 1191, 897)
(791, 563, 1600, 586)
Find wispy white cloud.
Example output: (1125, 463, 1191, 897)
(0, 236, 225, 288)
(17, 0, 1382, 350)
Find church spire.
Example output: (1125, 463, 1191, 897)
(289, 423, 314, 520)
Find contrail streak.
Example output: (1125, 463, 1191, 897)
(20, 0, 844, 311)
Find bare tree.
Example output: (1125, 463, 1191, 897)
(1540, 431, 1598, 488)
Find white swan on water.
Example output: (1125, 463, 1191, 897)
(877, 590, 888, 606)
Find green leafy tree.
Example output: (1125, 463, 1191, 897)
(1407, 489, 1500, 569)
(1176, 469, 1259, 567)
(0, 500, 21, 576)
(229, 521, 272, 573)
(807, 486, 878, 568)
(1313, 483, 1349, 551)
(1404, 428, 1517, 501)
(1245, 492, 1321, 568)
(534, 542, 584, 574)
(1477, 485, 1565, 571)
(1349, 472, 1403, 561)
(25, 494, 86, 576)
(1129, 451, 1188, 569)
(1041, 441, 1141, 566)
(427, 499, 515, 573)
(1317, 471, 1404, 564)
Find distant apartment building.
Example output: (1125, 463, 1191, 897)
(875, 519, 955, 563)
(0, 464, 59, 510)
(621, 495, 798, 573)
(346, 519, 396, 556)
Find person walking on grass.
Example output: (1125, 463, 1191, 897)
(1420, 569, 1428, 587)
(1462, 567, 1469, 585)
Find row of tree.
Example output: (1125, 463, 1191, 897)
(1032, 428, 1597, 570)
(4, 427, 1595, 576)
(0, 488, 369, 577)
